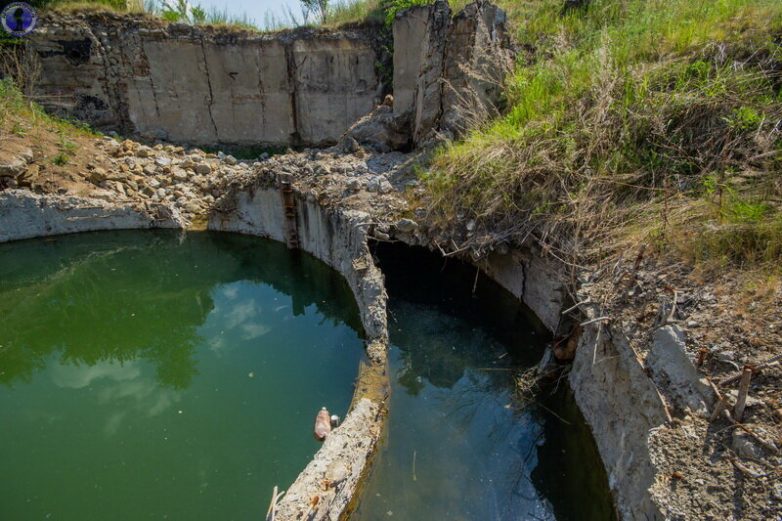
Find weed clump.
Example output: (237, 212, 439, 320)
(420, 0, 782, 274)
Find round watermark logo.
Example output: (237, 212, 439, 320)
(1, 2, 37, 37)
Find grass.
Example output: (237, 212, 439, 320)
(324, 0, 384, 27)
(31, 0, 148, 14)
(418, 0, 782, 274)
(32, 0, 429, 31)
(37, 0, 263, 30)
(35, 0, 387, 31)
(0, 77, 98, 167)
(1, 77, 85, 134)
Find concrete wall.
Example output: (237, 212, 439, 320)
(570, 322, 669, 521)
(27, 14, 382, 147)
(392, 0, 513, 144)
(479, 249, 567, 333)
(0, 190, 185, 241)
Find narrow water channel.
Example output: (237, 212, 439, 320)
(0, 230, 365, 521)
(352, 243, 614, 521)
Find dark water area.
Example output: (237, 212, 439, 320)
(0, 230, 365, 521)
(352, 243, 614, 521)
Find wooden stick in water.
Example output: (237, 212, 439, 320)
(266, 486, 285, 521)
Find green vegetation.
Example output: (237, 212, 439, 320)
(1, 78, 97, 135)
(1, 78, 98, 168)
(380, 0, 428, 25)
(29, 0, 148, 14)
(32, 0, 386, 30)
(420, 0, 782, 272)
(32, 0, 418, 30)
(51, 152, 69, 165)
(34, 0, 261, 30)
(325, 0, 384, 27)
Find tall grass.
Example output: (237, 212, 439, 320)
(35, 0, 415, 30)
(38, 0, 263, 30)
(325, 0, 384, 27)
(423, 0, 782, 271)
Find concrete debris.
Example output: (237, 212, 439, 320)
(395, 218, 418, 233)
(649, 325, 714, 415)
(732, 429, 765, 461)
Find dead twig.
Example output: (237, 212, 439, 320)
(592, 321, 603, 366)
(707, 378, 731, 422)
(412, 450, 417, 482)
(718, 353, 782, 386)
(433, 238, 470, 258)
(735, 423, 780, 454)
(667, 289, 679, 324)
(581, 316, 610, 327)
(561, 298, 590, 315)
(730, 457, 768, 478)
(733, 366, 753, 422)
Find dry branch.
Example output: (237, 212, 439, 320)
(718, 353, 782, 386)
(265, 486, 285, 521)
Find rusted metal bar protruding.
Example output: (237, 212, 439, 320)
(278, 174, 299, 249)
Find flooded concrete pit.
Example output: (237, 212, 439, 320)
(0, 231, 368, 521)
(0, 2, 721, 520)
(0, 180, 619, 521)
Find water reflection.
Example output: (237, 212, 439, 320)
(0, 230, 362, 388)
(352, 243, 613, 521)
(0, 230, 366, 521)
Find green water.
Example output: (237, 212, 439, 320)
(0, 231, 365, 521)
(352, 243, 615, 521)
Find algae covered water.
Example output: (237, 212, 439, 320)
(353, 244, 614, 521)
(0, 230, 365, 521)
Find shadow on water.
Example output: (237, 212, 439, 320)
(352, 242, 614, 521)
(0, 230, 365, 521)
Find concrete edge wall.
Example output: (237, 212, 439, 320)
(0, 189, 186, 241)
(477, 253, 672, 520)
(476, 251, 669, 520)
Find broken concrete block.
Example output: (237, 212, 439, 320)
(649, 325, 714, 414)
